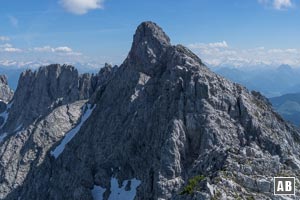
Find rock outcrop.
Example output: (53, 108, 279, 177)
(0, 75, 13, 103)
(0, 75, 13, 131)
(1, 22, 300, 200)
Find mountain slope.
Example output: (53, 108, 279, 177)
(2, 22, 300, 200)
(270, 92, 300, 127)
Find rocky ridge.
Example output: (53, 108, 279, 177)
(0, 64, 115, 199)
(0, 22, 300, 200)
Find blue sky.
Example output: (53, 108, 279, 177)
(1, 0, 300, 69)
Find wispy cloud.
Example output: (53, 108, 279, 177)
(0, 36, 10, 41)
(2, 47, 22, 53)
(258, 0, 293, 10)
(188, 41, 300, 67)
(0, 43, 22, 52)
(274, 0, 293, 9)
(59, 0, 104, 15)
(33, 45, 82, 55)
(189, 41, 228, 49)
(0, 44, 87, 69)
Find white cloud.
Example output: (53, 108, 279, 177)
(274, 0, 292, 9)
(59, 0, 104, 15)
(188, 41, 300, 67)
(2, 47, 22, 52)
(33, 46, 54, 52)
(0, 43, 13, 48)
(0, 44, 87, 69)
(0, 36, 10, 41)
(0, 60, 51, 68)
(258, 0, 293, 10)
(54, 46, 73, 53)
(0, 43, 22, 52)
(33, 46, 81, 55)
(189, 41, 228, 49)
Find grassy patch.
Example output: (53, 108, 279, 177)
(179, 175, 206, 195)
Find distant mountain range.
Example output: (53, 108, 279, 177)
(270, 93, 300, 127)
(212, 64, 300, 98)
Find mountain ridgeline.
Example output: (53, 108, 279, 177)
(1, 22, 300, 200)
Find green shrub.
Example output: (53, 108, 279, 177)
(179, 175, 206, 195)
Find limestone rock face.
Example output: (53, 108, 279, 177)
(0, 100, 86, 199)
(2, 64, 115, 132)
(0, 75, 13, 103)
(0, 75, 13, 130)
(0, 64, 116, 199)
(2, 22, 300, 200)
(4, 64, 85, 131)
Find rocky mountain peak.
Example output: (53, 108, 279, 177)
(126, 21, 171, 75)
(134, 21, 171, 47)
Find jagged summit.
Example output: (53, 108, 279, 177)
(2, 64, 114, 132)
(126, 21, 172, 75)
(134, 21, 171, 47)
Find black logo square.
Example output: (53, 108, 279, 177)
(274, 177, 295, 195)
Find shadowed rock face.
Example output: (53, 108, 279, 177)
(2, 22, 300, 200)
(126, 22, 171, 76)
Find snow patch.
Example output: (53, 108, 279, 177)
(130, 73, 150, 102)
(207, 182, 214, 196)
(130, 90, 141, 102)
(92, 185, 106, 200)
(91, 178, 141, 200)
(51, 104, 96, 159)
(109, 178, 141, 200)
